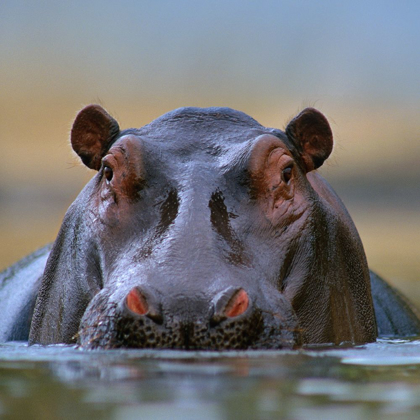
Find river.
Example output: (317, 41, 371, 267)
(1, 338, 420, 419)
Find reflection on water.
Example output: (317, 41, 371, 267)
(1, 340, 420, 419)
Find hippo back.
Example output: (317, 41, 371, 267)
(370, 271, 420, 337)
(0, 245, 51, 341)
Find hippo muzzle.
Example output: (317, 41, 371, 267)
(77, 286, 292, 350)
(28, 105, 377, 348)
(77, 237, 302, 350)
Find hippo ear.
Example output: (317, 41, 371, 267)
(71, 105, 120, 170)
(285, 108, 333, 172)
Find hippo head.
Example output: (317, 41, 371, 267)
(29, 105, 376, 349)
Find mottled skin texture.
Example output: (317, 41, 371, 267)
(24, 104, 383, 349)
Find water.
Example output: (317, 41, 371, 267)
(1, 339, 420, 419)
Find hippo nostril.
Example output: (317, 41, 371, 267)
(212, 287, 250, 325)
(224, 289, 249, 318)
(125, 287, 163, 324)
(126, 287, 149, 316)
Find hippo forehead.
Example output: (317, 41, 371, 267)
(126, 107, 291, 160)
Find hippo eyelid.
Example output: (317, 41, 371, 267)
(282, 165, 293, 184)
(103, 166, 113, 183)
(268, 152, 294, 179)
(267, 147, 293, 166)
(100, 164, 114, 185)
(101, 155, 117, 173)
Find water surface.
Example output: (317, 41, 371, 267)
(1, 339, 420, 419)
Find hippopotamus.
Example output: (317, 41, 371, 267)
(1, 105, 419, 349)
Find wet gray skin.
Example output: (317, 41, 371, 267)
(7, 104, 416, 349)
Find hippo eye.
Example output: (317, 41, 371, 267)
(282, 165, 293, 183)
(104, 166, 113, 183)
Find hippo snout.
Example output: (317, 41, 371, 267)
(77, 285, 267, 350)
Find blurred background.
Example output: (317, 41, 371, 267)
(1, 1, 419, 302)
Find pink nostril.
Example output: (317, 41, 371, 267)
(224, 289, 249, 318)
(126, 288, 149, 316)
